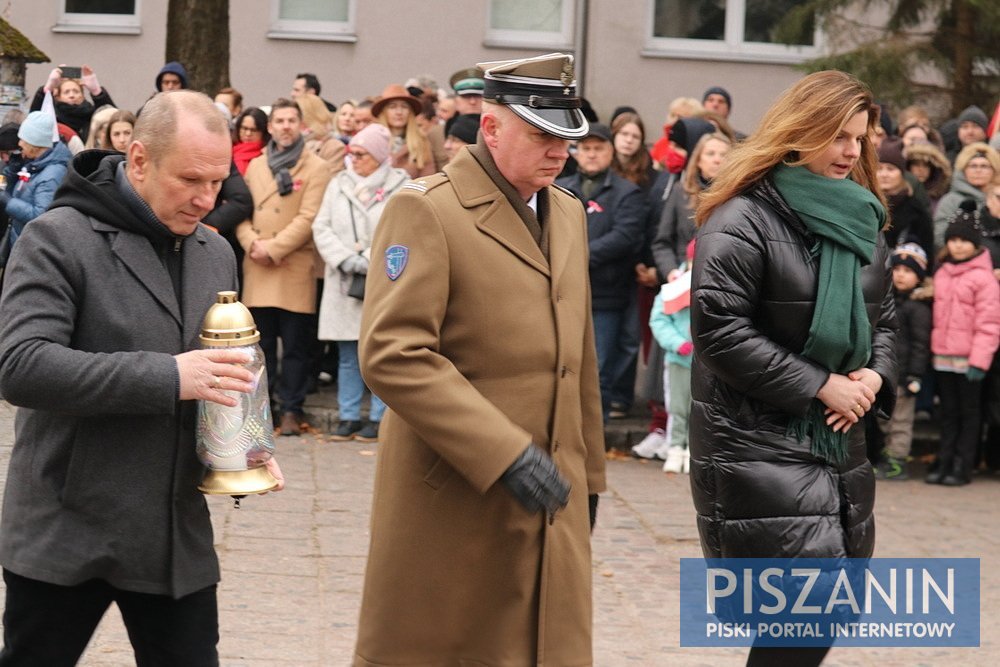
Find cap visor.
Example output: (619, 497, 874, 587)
(509, 105, 588, 140)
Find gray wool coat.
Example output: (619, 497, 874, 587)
(0, 208, 237, 598)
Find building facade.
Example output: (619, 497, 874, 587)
(10, 1, 824, 134)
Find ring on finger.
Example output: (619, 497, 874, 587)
(212, 375, 221, 388)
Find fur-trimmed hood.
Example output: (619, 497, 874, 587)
(904, 141, 952, 200)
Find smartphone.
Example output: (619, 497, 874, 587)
(60, 66, 82, 79)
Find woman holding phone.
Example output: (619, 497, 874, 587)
(30, 65, 115, 143)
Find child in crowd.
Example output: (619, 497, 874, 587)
(927, 201, 1000, 485)
(876, 243, 931, 480)
(647, 240, 695, 473)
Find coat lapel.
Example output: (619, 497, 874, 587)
(96, 219, 182, 326)
(446, 151, 550, 276)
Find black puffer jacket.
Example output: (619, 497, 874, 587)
(690, 177, 897, 560)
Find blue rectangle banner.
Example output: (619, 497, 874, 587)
(679, 558, 979, 647)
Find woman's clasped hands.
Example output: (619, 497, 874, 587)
(816, 368, 883, 433)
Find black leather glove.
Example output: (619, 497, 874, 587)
(499, 445, 570, 515)
(589, 494, 598, 532)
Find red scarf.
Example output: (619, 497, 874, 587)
(233, 141, 264, 176)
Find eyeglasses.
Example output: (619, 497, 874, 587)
(239, 125, 261, 134)
(966, 163, 994, 171)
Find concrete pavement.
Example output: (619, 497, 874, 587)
(0, 398, 997, 666)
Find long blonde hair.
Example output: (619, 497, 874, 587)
(683, 132, 732, 208)
(696, 70, 886, 226)
(376, 108, 430, 171)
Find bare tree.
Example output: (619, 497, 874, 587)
(165, 0, 230, 95)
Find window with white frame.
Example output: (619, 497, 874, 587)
(269, 0, 356, 42)
(54, 0, 141, 35)
(485, 0, 574, 49)
(647, 0, 819, 64)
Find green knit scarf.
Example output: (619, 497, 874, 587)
(771, 163, 886, 464)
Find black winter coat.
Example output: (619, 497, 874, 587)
(690, 177, 897, 560)
(884, 189, 933, 260)
(893, 290, 931, 383)
(556, 170, 645, 310)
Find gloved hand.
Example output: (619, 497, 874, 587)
(81, 65, 101, 96)
(905, 375, 922, 395)
(676, 341, 693, 356)
(339, 254, 369, 275)
(45, 68, 62, 93)
(966, 367, 987, 382)
(499, 444, 570, 515)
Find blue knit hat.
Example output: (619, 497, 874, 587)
(17, 111, 55, 148)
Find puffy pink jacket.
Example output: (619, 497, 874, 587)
(931, 250, 1000, 370)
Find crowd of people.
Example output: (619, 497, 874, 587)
(1, 60, 1000, 486)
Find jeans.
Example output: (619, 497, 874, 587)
(0, 570, 219, 667)
(253, 307, 313, 415)
(337, 340, 385, 422)
(593, 306, 639, 416)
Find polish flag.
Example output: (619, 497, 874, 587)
(660, 270, 691, 315)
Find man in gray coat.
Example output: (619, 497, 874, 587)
(0, 91, 282, 666)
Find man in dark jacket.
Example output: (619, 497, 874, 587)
(0, 91, 282, 665)
(557, 123, 645, 419)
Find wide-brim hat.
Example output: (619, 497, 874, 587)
(371, 84, 423, 118)
(478, 52, 588, 140)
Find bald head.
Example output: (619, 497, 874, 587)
(134, 91, 230, 164)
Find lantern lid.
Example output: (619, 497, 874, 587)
(200, 291, 260, 346)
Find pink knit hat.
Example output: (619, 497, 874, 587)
(349, 123, 392, 165)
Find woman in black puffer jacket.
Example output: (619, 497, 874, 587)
(690, 71, 897, 666)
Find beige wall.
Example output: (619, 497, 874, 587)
(9, 1, 805, 135)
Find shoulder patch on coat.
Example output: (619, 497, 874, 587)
(385, 245, 409, 281)
(400, 173, 450, 196)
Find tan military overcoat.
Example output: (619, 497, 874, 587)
(236, 149, 333, 313)
(355, 146, 606, 666)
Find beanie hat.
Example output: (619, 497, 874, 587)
(446, 113, 480, 146)
(671, 117, 715, 157)
(877, 137, 906, 172)
(890, 242, 928, 281)
(0, 122, 20, 151)
(945, 200, 983, 247)
(349, 123, 392, 164)
(17, 111, 55, 148)
(702, 86, 732, 109)
(957, 105, 988, 132)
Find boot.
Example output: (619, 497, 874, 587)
(941, 457, 970, 486)
(925, 457, 950, 484)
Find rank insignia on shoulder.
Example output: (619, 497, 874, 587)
(385, 245, 409, 281)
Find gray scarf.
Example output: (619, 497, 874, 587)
(267, 136, 304, 175)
